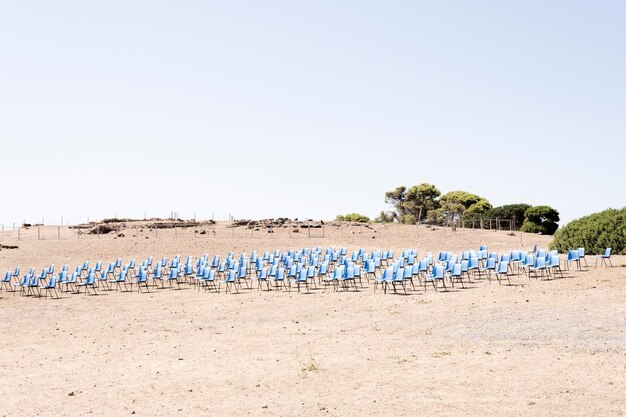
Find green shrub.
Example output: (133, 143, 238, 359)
(521, 205, 559, 235)
(550, 208, 626, 255)
(336, 213, 370, 223)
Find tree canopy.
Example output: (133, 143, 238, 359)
(382, 184, 559, 231)
(384, 183, 441, 224)
(520, 205, 560, 235)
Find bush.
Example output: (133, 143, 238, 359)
(336, 213, 370, 223)
(521, 205, 559, 235)
(550, 208, 626, 255)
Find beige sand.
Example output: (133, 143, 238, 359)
(0, 224, 624, 416)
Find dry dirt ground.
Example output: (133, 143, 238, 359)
(0, 225, 624, 416)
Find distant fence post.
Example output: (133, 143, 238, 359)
(38, 226, 40, 240)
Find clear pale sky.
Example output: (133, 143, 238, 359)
(1, 1, 624, 226)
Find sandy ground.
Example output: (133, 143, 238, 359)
(0, 225, 624, 416)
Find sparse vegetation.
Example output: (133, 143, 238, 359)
(298, 353, 321, 378)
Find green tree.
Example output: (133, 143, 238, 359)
(483, 203, 532, 229)
(520, 205, 560, 235)
(438, 190, 491, 224)
(384, 186, 408, 221)
(384, 183, 441, 223)
(463, 199, 493, 219)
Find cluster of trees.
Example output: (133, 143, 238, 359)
(551, 208, 626, 255)
(335, 213, 370, 223)
(374, 183, 560, 235)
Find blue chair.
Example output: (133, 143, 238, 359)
(253, 267, 270, 291)
(306, 265, 318, 289)
(114, 258, 122, 272)
(64, 272, 79, 293)
(597, 248, 613, 267)
(548, 255, 564, 279)
(167, 267, 181, 289)
(1, 271, 12, 292)
(340, 267, 358, 292)
(80, 261, 90, 278)
(95, 267, 110, 290)
(467, 257, 479, 279)
(402, 266, 415, 290)
(41, 275, 58, 298)
(189, 265, 205, 287)
(424, 265, 446, 291)
(478, 258, 496, 279)
(273, 267, 288, 291)
(529, 257, 547, 279)
(448, 263, 464, 288)
(112, 270, 129, 291)
(14, 273, 31, 296)
(566, 250, 581, 271)
(183, 262, 195, 283)
(291, 269, 310, 293)
(519, 254, 535, 277)
(77, 271, 97, 295)
(417, 259, 429, 280)
(199, 269, 218, 292)
(152, 264, 164, 288)
(363, 259, 376, 283)
(26, 273, 41, 297)
(322, 266, 341, 291)
(56, 271, 68, 292)
(219, 270, 239, 293)
(236, 265, 249, 289)
(131, 269, 149, 292)
(373, 267, 393, 294)
(317, 261, 329, 284)
(386, 267, 406, 294)
(460, 259, 471, 282)
(410, 263, 421, 285)
(491, 261, 510, 285)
